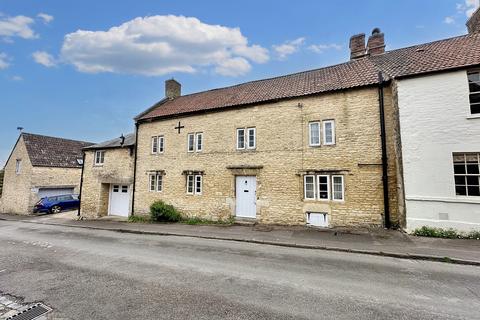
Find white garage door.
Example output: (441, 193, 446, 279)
(109, 184, 130, 217)
(38, 188, 75, 198)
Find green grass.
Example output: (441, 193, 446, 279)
(128, 215, 151, 223)
(412, 226, 480, 240)
(182, 216, 235, 225)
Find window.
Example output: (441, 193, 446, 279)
(94, 150, 105, 165)
(453, 153, 480, 196)
(196, 133, 203, 152)
(332, 175, 345, 201)
(304, 175, 316, 199)
(151, 136, 158, 154)
(247, 128, 256, 149)
(15, 159, 21, 174)
(468, 71, 480, 114)
(122, 185, 129, 193)
(187, 133, 195, 152)
(317, 175, 330, 200)
(323, 120, 335, 145)
(158, 136, 165, 153)
(187, 174, 202, 195)
(304, 174, 344, 201)
(152, 136, 164, 154)
(309, 122, 321, 146)
(237, 128, 245, 149)
(149, 174, 163, 192)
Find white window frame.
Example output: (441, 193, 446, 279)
(468, 70, 480, 115)
(453, 153, 480, 197)
(309, 122, 321, 147)
(247, 127, 256, 149)
(323, 120, 336, 146)
(236, 128, 246, 150)
(158, 135, 165, 153)
(15, 159, 21, 174)
(149, 173, 162, 192)
(94, 150, 105, 166)
(317, 175, 330, 201)
(187, 174, 202, 195)
(304, 175, 316, 200)
(332, 175, 345, 201)
(187, 133, 195, 152)
(151, 136, 158, 154)
(195, 132, 203, 152)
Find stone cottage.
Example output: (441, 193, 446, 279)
(0, 133, 92, 214)
(79, 133, 135, 218)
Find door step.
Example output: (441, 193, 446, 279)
(234, 217, 257, 226)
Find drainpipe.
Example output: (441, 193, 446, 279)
(378, 72, 391, 228)
(131, 122, 139, 216)
(77, 152, 86, 217)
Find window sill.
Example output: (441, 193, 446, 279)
(466, 114, 480, 120)
(93, 164, 104, 167)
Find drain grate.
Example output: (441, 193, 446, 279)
(6, 303, 51, 320)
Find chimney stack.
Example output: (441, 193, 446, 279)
(349, 33, 366, 60)
(366, 28, 385, 56)
(467, 6, 480, 34)
(165, 79, 181, 99)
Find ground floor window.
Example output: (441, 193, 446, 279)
(187, 174, 202, 195)
(149, 174, 163, 192)
(304, 174, 344, 201)
(453, 153, 480, 196)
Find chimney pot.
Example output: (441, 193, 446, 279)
(467, 7, 480, 34)
(367, 28, 385, 56)
(165, 79, 181, 99)
(349, 33, 366, 60)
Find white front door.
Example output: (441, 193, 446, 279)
(235, 176, 257, 218)
(109, 184, 130, 217)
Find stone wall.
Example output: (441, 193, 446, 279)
(134, 86, 399, 227)
(80, 148, 134, 218)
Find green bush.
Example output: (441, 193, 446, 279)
(150, 200, 182, 222)
(412, 226, 480, 240)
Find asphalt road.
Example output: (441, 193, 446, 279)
(0, 220, 479, 320)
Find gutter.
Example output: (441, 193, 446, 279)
(131, 123, 139, 216)
(378, 72, 391, 228)
(77, 152, 86, 217)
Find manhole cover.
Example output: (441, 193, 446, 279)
(6, 303, 51, 320)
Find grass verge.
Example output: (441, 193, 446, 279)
(412, 226, 480, 240)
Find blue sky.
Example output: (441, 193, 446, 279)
(0, 0, 478, 166)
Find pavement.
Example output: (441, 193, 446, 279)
(0, 219, 479, 319)
(0, 211, 479, 266)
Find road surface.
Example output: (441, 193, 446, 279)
(0, 220, 479, 319)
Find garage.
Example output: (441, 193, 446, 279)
(108, 184, 130, 217)
(38, 187, 75, 198)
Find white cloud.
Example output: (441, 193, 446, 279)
(60, 15, 269, 77)
(37, 13, 54, 24)
(11, 75, 23, 81)
(0, 52, 10, 69)
(0, 14, 37, 40)
(272, 37, 305, 60)
(32, 51, 56, 67)
(308, 43, 342, 54)
(457, 0, 479, 17)
(444, 16, 455, 24)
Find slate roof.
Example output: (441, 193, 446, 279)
(137, 32, 480, 122)
(22, 133, 93, 168)
(83, 133, 135, 150)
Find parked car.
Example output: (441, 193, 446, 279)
(33, 194, 80, 214)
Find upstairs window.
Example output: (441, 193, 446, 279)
(149, 173, 163, 192)
(468, 71, 480, 114)
(323, 120, 336, 145)
(247, 128, 256, 149)
(15, 159, 21, 174)
(196, 133, 203, 152)
(152, 136, 164, 154)
(188, 133, 195, 152)
(309, 122, 321, 146)
(237, 127, 256, 150)
(236, 128, 245, 149)
(94, 150, 105, 165)
(187, 133, 203, 152)
(453, 153, 480, 197)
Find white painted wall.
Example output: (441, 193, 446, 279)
(397, 70, 480, 232)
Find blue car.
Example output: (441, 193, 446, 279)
(33, 194, 80, 214)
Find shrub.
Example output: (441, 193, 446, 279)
(150, 200, 182, 222)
